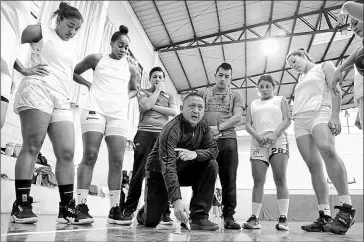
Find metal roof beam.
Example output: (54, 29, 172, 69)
(320, 28, 338, 61)
(184, 1, 210, 85)
(152, 0, 192, 88)
(244, 0, 248, 109)
(307, 0, 327, 52)
(155, 4, 342, 51)
(323, 10, 333, 29)
(214, 0, 226, 62)
(264, 0, 274, 73)
(299, 17, 315, 30)
(277, 0, 301, 95)
(273, 22, 290, 35)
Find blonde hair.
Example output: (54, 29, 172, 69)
(286, 48, 315, 64)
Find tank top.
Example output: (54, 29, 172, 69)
(84, 54, 130, 119)
(293, 63, 331, 116)
(23, 25, 78, 98)
(250, 96, 286, 136)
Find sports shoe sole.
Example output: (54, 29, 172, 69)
(107, 218, 132, 225)
(323, 220, 355, 235)
(9, 215, 38, 224)
(276, 223, 289, 231)
(190, 224, 219, 231)
(243, 223, 261, 229)
(159, 221, 174, 225)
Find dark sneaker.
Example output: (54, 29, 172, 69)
(160, 213, 174, 225)
(301, 211, 332, 232)
(9, 196, 38, 224)
(183, 218, 218, 231)
(243, 215, 261, 229)
(136, 206, 145, 225)
(107, 206, 132, 225)
(324, 203, 355, 235)
(224, 216, 241, 230)
(275, 215, 289, 231)
(75, 200, 94, 224)
(57, 199, 90, 225)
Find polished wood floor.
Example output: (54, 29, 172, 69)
(1, 213, 363, 242)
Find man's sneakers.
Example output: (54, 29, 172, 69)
(243, 215, 261, 229)
(9, 196, 38, 224)
(107, 206, 133, 225)
(324, 203, 355, 235)
(224, 216, 241, 230)
(57, 199, 92, 225)
(301, 211, 333, 232)
(181, 218, 219, 231)
(160, 213, 174, 225)
(275, 215, 289, 231)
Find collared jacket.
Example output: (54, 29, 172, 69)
(145, 113, 218, 203)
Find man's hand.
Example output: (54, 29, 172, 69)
(174, 148, 197, 161)
(173, 199, 190, 230)
(210, 126, 220, 136)
(155, 82, 165, 92)
(328, 116, 342, 136)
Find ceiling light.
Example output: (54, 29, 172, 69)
(261, 38, 279, 56)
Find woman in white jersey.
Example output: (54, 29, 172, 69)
(243, 75, 291, 231)
(286, 48, 355, 235)
(1, 1, 31, 128)
(73, 25, 137, 225)
(10, 3, 89, 225)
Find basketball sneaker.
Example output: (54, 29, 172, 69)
(301, 211, 332, 232)
(243, 215, 261, 229)
(275, 215, 289, 231)
(324, 203, 355, 235)
(9, 196, 38, 224)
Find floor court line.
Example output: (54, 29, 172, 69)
(1, 225, 129, 237)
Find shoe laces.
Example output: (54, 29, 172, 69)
(247, 215, 257, 222)
(77, 203, 89, 213)
(278, 216, 286, 223)
(19, 196, 34, 210)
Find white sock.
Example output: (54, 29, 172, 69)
(109, 190, 121, 208)
(318, 204, 331, 216)
(77, 189, 89, 204)
(252, 202, 262, 218)
(277, 199, 289, 217)
(338, 195, 352, 206)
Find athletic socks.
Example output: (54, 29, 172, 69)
(15, 179, 32, 203)
(278, 199, 289, 217)
(252, 202, 262, 218)
(109, 190, 121, 208)
(338, 195, 352, 206)
(318, 204, 331, 217)
(77, 189, 89, 204)
(58, 184, 74, 206)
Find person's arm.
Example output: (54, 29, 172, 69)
(13, 59, 49, 77)
(332, 46, 361, 95)
(128, 63, 138, 92)
(193, 124, 218, 161)
(21, 24, 42, 44)
(138, 85, 163, 110)
(339, 1, 364, 23)
(245, 106, 260, 140)
(217, 91, 244, 131)
(159, 124, 182, 203)
(265, 97, 292, 143)
(73, 54, 102, 90)
(323, 61, 342, 136)
(151, 95, 178, 117)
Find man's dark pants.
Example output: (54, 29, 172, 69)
(140, 159, 218, 227)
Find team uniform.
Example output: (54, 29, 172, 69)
(292, 63, 332, 137)
(250, 96, 289, 165)
(80, 54, 130, 137)
(1, 1, 30, 102)
(14, 24, 77, 123)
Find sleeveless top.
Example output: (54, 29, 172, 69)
(84, 54, 130, 119)
(23, 25, 78, 99)
(293, 63, 331, 116)
(250, 96, 286, 136)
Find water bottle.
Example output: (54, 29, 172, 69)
(36, 174, 42, 186)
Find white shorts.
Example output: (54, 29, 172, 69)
(1, 72, 12, 101)
(293, 106, 331, 138)
(250, 134, 289, 165)
(80, 109, 128, 137)
(13, 80, 73, 123)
